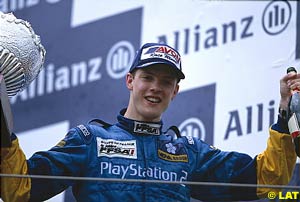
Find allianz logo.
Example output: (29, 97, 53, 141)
(0, 0, 62, 13)
(157, 0, 292, 55)
(177, 117, 206, 141)
(10, 40, 135, 104)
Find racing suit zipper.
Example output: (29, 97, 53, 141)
(140, 135, 156, 201)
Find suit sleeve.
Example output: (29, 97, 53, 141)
(1, 134, 31, 202)
(256, 116, 297, 198)
(1, 126, 90, 202)
(190, 117, 297, 201)
(27, 127, 89, 202)
(190, 140, 258, 201)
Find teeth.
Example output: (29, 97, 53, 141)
(146, 97, 160, 103)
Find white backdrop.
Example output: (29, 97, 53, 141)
(2, 0, 299, 201)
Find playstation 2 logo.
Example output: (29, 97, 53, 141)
(262, 0, 292, 35)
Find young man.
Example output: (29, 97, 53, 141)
(1, 43, 298, 202)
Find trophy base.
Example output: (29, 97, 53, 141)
(0, 74, 13, 147)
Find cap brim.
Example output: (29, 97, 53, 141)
(134, 61, 185, 79)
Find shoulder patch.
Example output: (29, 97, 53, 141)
(209, 145, 218, 150)
(185, 135, 194, 145)
(76, 124, 93, 144)
(55, 140, 66, 147)
(78, 124, 90, 137)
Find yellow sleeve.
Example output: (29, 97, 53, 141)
(256, 128, 297, 198)
(1, 138, 30, 202)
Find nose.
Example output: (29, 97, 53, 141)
(150, 79, 162, 92)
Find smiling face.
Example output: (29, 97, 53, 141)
(124, 64, 180, 122)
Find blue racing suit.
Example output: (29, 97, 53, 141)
(1, 109, 297, 202)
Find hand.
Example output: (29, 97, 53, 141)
(279, 72, 300, 109)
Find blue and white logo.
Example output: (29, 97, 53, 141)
(166, 143, 176, 154)
(106, 41, 135, 79)
(179, 117, 206, 141)
(262, 0, 291, 35)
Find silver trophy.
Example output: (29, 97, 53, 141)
(0, 12, 46, 147)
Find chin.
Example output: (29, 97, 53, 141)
(141, 110, 162, 122)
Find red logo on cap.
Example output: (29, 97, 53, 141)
(155, 46, 181, 63)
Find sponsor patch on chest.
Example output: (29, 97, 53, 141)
(97, 137, 137, 159)
(158, 150, 188, 162)
(158, 141, 188, 163)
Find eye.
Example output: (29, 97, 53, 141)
(164, 81, 173, 87)
(162, 79, 175, 86)
(141, 75, 153, 81)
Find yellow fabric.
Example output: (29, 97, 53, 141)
(1, 138, 30, 202)
(256, 128, 297, 198)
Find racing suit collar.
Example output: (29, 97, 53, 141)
(117, 108, 163, 135)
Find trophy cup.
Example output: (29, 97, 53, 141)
(0, 12, 46, 147)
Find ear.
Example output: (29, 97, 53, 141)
(126, 73, 134, 90)
(171, 84, 180, 100)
